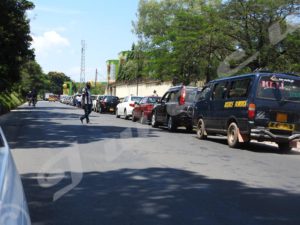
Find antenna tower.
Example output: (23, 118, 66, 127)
(80, 40, 86, 87)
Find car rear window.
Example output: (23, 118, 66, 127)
(131, 97, 142, 102)
(147, 97, 160, 103)
(186, 89, 198, 102)
(257, 75, 300, 102)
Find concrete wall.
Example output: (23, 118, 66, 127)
(106, 81, 173, 98)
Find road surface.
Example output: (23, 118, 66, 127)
(1, 101, 300, 225)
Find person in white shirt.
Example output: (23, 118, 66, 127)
(80, 82, 92, 124)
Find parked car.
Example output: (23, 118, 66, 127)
(97, 95, 120, 113)
(93, 95, 103, 111)
(151, 85, 198, 131)
(116, 95, 143, 119)
(193, 72, 300, 152)
(132, 96, 161, 124)
(0, 127, 31, 225)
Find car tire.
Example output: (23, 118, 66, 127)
(116, 108, 120, 118)
(167, 116, 176, 132)
(278, 143, 292, 153)
(124, 109, 129, 120)
(197, 119, 207, 139)
(140, 112, 146, 124)
(151, 112, 158, 128)
(227, 122, 240, 148)
(132, 112, 137, 122)
(99, 106, 103, 114)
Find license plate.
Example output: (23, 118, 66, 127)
(268, 122, 295, 131)
(109, 108, 114, 111)
(276, 113, 287, 122)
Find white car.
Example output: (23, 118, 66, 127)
(0, 127, 31, 225)
(116, 95, 143, 119)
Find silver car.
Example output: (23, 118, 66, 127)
(0, 127, 31, 225)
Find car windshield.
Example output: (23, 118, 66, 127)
(257, 75, 300, 102)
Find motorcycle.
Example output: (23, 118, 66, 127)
(28, 97, 37, 107)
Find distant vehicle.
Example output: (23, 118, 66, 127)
(116, 95, 143, 119)
(0, 127, 31, 225)
(48, 94, 58, 102)
(44, 93, 53, 101)
(151, 85, 198, 132)
(132, 96, 161, 124)
(97, 95, 120, 113)
(193, 72, 300, 152)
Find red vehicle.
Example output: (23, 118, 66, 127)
(132, 96, 161, 124)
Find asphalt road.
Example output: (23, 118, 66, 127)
(1, 101, 300, 225)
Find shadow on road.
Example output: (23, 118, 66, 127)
(22, 168, 300, 225)
(193, 136, 300, 155)
(0, 108, 159, 149)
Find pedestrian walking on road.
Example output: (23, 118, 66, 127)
(80, 82, 92, 124)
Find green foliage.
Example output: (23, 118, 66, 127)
(18, 60, 48, 97)
(133, 0, 299, 84)
(0, 91, 23, 114)
(221, 0, 299, 73)
(47, 72, 71, 95)
(90, 83, 106, 95)
(0, 0, 35, 92)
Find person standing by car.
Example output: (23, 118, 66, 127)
(80, 82, 92, 124)
(152, 90, 158, 97)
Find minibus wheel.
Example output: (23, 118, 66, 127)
(197, 119, 207, 140)
(227, 122, 240, 148)
(278, 143, 292, 153)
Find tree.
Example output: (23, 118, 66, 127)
(219, 0, 300, 75)
(0, 0, 35, 92)
(18, 60, 48, 97)
(47, 72, 71, 95)
(134, 0, 230, 84)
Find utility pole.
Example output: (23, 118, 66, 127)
(80, 40, 86, 90)
(95, 68, 98, 87)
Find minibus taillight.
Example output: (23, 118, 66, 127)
(179, 87, 186, 105)
(248, 103, 256, 119)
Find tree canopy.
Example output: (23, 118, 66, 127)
(0, 0, 35, 92)
(130, 0, 299, 85)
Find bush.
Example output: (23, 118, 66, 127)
(0, 91, 23, 115)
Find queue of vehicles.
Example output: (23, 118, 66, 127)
(120, 72, 300, 153)
(58, 72, 300, 153)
